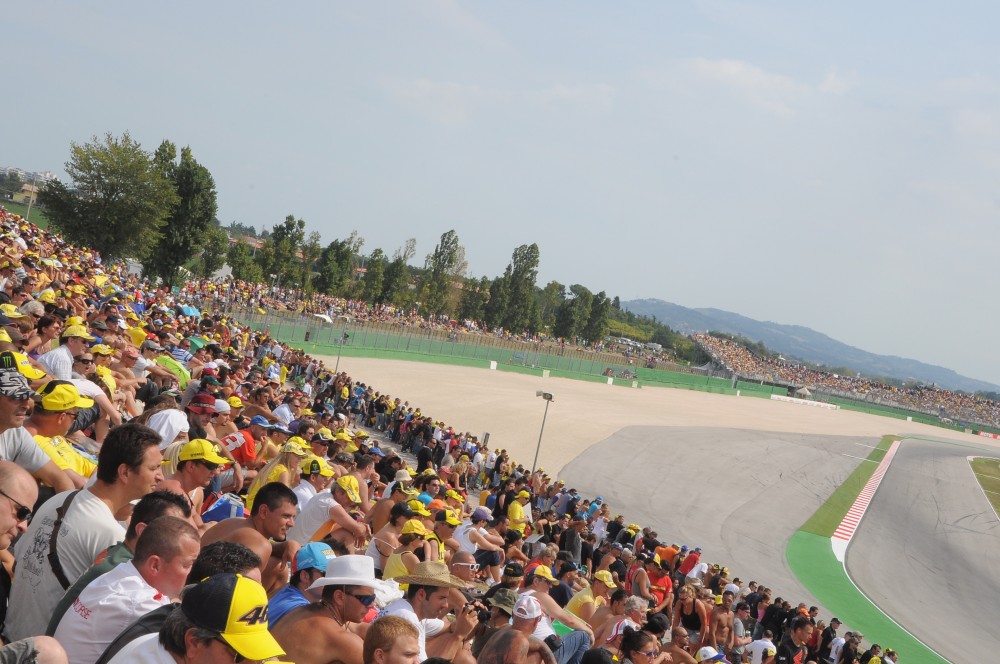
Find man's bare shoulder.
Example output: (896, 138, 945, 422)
(202, 517, 261, 545)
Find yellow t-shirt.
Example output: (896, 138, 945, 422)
(565, 587, 604, 618)
(245, 463, 289, 512)
(33, 435, 96, 479)
(508, 500, 526, 536)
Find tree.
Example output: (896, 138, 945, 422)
(362, 248, 386, 303)
(199, 226, 229, 278)
(501, 243, 540, 332)
(612, 295, 621, 311)
(143, 142, 219, 287)
(552, 299, 578, 339)
(259, 215, 305, 286)
(314, 231, 365, 295)
(421, 230, 465, 316)
(226, 220, 258, 238)
(582, 290, 611, 343)
(0, 172, 22, 197)
(457, 276, 490, 322)
(300, 231, 323, 295)
(381, 239, 416, 305)
(539, 281, 565, 331)
(41, 132, 177, 261)
(227, 242, 264, 283)
(483, 275, 509, 329)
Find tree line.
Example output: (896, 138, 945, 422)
(38, 131, 706, 363)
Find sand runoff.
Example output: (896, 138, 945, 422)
(326, 356, 997, 477)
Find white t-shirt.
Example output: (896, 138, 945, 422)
(378, 599, 428, 661)
(454, 523, 478, 554)
(53, 561, 171, 664)
(272, 403, 293, 425)
(6, 488, 127, 641)
(686, 562, 708, 581)
(292, 481, 317, 513)
(106, 632, 174, 664)
(747, 638, 777, 664)
(0, 426, 50, 472)
(68, 378, 105, 399)
(286, 490, 335, 544)
(828, 637, 846, 662)
(38, 344, 73, 380)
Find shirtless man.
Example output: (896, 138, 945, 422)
(664, 626, 698, 664)
(200, 481, 300, 594)
(708, 590, 736, 651)
(271, 555, 379, 664)
(367, 482, 414, 535)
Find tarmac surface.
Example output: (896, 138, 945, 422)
(846, 438, 1000, 662)
(559, 426, 876, 619)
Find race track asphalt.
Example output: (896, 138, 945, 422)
(559, 425, 877, 616)
(845, 438, 1000, 663)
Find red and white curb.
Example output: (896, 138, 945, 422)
(831, 440, 900, 562)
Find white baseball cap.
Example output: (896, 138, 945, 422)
(513, 594, 542, 619)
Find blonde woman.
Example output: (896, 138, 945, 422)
(382, 520, 433, 584)
(245, 442, 306, 512)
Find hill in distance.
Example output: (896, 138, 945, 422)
(623, 298, 1000, 394)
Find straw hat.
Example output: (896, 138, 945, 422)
(392, 561, 465, 588)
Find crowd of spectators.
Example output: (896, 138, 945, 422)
(0, 204, 898, 664)
(695, 333, 1000, 429)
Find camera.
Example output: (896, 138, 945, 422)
(466, 600, 491, 624)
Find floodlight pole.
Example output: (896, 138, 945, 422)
(335, 319, 349, 374)
(531, 391, 554, 476)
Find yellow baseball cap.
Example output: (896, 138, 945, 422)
(12, 352, 45, 380)
(300, 455, 335, 478)
(335, 475, 361, 503)
(532, 565, 558, 583)
(402, 519, 427, 536)
(178, 439, 229, 465)
(280, 442, 308, 457)
(90, 344, 116, 356)
(35, 380, 92, 410)
(593, 570, 618, 589)
(62, 325, 95, 341)
(407, 499, 432, 517)
(0, 304, 24, 319)
(181, 574, 285, 661)
(227, 396, 244, 409)
(445, 489, 464, 502)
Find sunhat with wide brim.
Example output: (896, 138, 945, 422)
(391, 560, 466, 588)
(307, 555, 383, 591)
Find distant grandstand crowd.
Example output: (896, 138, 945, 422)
(694, 333, 1000, 429)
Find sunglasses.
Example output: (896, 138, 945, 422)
(0, 489, 32, 523)
(454, 562, 480, 571)
(349, 593, 377, 607)
(197, 461, 220, 471)
(213, 637, 246, 663)
(637, 649, 659, 658)
(73, 357, 94, 364)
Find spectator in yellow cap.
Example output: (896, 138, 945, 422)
(167, 439, 229, 531)
(24, 380, 97, 489)
(508, 489, 532, 537)
(37, 324, 94, 380)
(566, 569, 618, 626)
(287, 474, 370, 552)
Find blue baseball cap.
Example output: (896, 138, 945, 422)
(292, 542, 336, 574)
(595, 496, 603, 502)
(249, 415, 272, 428)
(270, 423, 293, 436)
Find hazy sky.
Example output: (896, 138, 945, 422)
(6, 2, 999, 385)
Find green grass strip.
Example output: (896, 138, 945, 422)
(799, 436, 895, 537)
(786, 532, 948, 664)
(969, 457, 1000, 517)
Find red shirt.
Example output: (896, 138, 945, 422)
(221, 429, 257, 466)
(677, 551, 700, 575)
